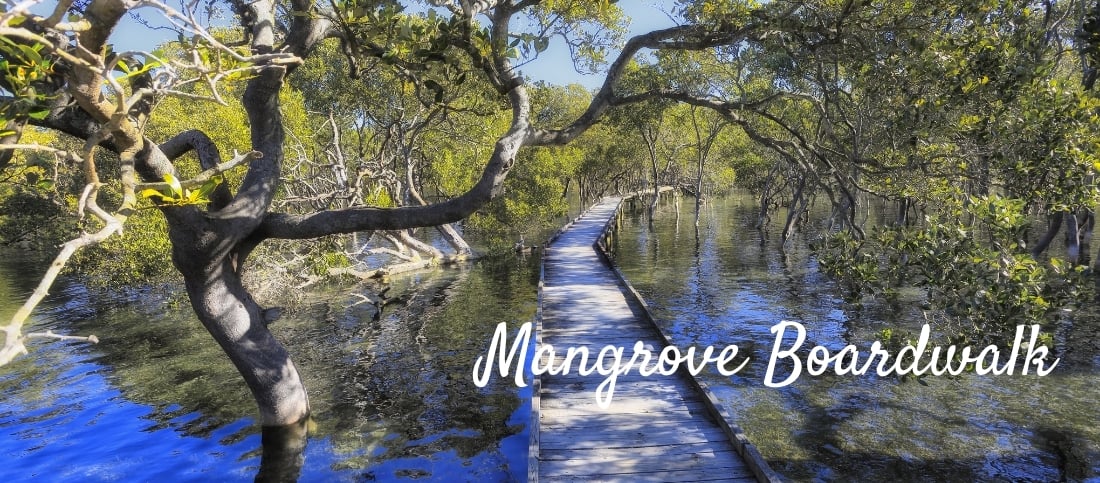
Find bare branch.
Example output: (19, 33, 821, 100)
(26, 330, 100, 344)
(135, 0, 302, 66)
(0, 219, 123, 366)
(0, 143, 84, 163)
(252, 81, 531, 239)
(137, 150, 261, 192)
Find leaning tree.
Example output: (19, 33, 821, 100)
(0, 0, 807, 426)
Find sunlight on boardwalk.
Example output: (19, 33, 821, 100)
(533, 197, 763, 482)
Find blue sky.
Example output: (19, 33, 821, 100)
(518, 1, 679, 88)
(34, 0, 678, 89)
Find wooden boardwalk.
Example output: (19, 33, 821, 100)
(531, 196, 778, 482)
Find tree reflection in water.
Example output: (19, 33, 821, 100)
(256, 421, 307, 483)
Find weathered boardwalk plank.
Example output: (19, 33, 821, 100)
(532, 196, 778, 482)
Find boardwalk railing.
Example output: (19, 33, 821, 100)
(530, 191, 781, 482)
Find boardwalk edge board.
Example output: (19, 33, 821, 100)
(528, 263, 544, 483)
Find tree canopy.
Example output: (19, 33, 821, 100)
(2, 0, 1100, 439)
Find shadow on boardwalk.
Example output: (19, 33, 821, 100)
(531, 196, 779, 482)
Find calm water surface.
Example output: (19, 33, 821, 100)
(0, 248, 537, 481)
(6, 195, 1100, 482)
(612, 195, 1100, 482)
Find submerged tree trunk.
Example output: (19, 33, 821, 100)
(896, 197, 909, 226)
(149, 58, 313, 426)
(1081, 209, 1095, 267)
(638, 124, 662, 223)
(1032, 211, 1063, 257)
(781, 177, 807, 244)
(688, 106, 723, 230)
(177, 255, 310, 426)
(694, 169, 703, 230)
(1066, 211, 1082, 265)
(756, 166, 780, 232)
(649, 150, 660, 218)
(1063, 209, 1095, 266)
(256, 420, 308, 482)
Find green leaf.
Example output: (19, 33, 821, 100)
(163, 173, 183, 197)
(139, 188, 166, 200)
(18, 44, 42, 64)
(193, 175, 223, 201)
(26, 108, 49, 120)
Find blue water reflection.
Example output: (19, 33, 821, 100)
(0, 252, 535, 481)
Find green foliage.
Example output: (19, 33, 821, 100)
(570, 121, 643, 202)
(462, 83, 599, 244)
(676, 0, 760, 29)
(467, 145, 572, 243)
(362, 185, 394, 208)
(111, 57, 161, 84)
(1080, 1, 1100, 89)
(711, 166, 737, 189)
(324, 3, 494, 104)
(0, 32, 319, 286)
(139, 174, 224, 206)
(994, 80, 1100, 212)
(146, 81, 313, 179)
(817, 194, 1086, 342)
(307, 241, 352, 276)
(526, 0, 626, 72)
(0, 37, 54, 122)
(0, 128, 76, 248)
(71, 192, 175, 286)
(0, 189, 67, 248)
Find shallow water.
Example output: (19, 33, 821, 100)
(612, 195, 1100, 482)
(0, 250, 537, 481)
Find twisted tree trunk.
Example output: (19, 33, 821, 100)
(175, 253, 310, 425)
